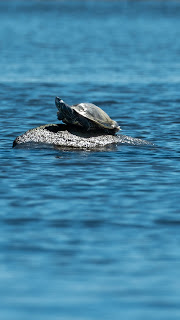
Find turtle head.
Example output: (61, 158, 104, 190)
(55, 97, 68, 111)
(55, 97, 73, 121)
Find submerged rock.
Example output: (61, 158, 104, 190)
(13, 123, 153, 150)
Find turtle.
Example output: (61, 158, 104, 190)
(55, 97, 120, 134)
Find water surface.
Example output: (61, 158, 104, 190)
(1, 1, 180, 319)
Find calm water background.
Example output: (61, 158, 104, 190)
(1, 1, 180, 319)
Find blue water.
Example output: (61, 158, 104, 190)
(1, 1, 180, 319)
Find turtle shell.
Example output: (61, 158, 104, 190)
(71, 103, 120, 131)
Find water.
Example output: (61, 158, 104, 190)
(1, 1, 180, 319)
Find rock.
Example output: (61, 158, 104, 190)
(13, 124, 153, 150)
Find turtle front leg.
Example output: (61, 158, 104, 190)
(77, 114, 92, 131)
(58, 104, 75, 124)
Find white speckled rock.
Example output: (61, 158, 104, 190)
(13, 124, 153, 150)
